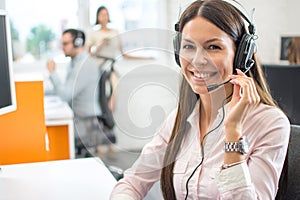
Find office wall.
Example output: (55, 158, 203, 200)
(112, 57, 180, 150)
(0, 0, 4, 9)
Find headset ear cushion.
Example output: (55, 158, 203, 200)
(74, 37, 83, 47)
(234, 34, 256, 73)
(173, 33, 181, 67)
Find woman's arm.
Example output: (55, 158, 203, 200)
(110, 110, 177, 199)
(216, 69, 290, 199)
(217, 111, 290, 199)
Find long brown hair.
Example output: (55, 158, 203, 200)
(160, 0, 277, 199)
(287, 37, 300, 64)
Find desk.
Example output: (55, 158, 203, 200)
(44, 95, 75, 159)
(0, 158, 116, 200)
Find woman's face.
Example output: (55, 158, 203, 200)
(180, 16, 236, 94)
(97, 9, 109, 25)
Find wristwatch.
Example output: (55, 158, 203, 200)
(225, 136, 249, 155)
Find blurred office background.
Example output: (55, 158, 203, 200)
(1, 0, 300, 65)
(1, 0, 300, 183)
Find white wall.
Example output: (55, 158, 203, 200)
(0, 0, 4, 9)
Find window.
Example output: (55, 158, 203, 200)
(6, 0, 78, 62)
(6, 0, 164, 64)
(89, 0, 160, 31)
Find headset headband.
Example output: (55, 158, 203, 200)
(222, 0, 255, 34)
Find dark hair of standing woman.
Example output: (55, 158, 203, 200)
(95, 6, 111, 25)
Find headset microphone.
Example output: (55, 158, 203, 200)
(207, 79, 231, 92)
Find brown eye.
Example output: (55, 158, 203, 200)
(208, 45, 220, 50)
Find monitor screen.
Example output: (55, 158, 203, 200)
(0, 10, 16, 115)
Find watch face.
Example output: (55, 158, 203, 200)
(239, 136, 249, 154)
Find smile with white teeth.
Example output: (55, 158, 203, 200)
(193, 71, 210, 78)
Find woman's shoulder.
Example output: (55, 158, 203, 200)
(245, 103, 290, 137)
(249, 103, 289, 126)
(244, 103, 291, 154)
(257, 104, 289, 121)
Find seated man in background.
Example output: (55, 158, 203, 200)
(46, 28, 102, 157)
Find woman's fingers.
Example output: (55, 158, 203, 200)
(229, 69, 260, 105)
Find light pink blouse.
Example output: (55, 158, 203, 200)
(110, 102, 290, 200)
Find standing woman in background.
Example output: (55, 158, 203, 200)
(287, 36, 300, 64)
(86, 6, 153, 61)
(86, 6, 153, 156)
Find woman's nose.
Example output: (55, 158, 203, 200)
(192, 47, 208, 67)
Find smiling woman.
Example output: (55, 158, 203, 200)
(109, 1, 290, 200)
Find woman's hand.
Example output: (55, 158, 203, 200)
(224, 69, 260, 137)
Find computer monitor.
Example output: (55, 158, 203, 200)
(280, 36, 292, 60)
(0, 10, 16, 115)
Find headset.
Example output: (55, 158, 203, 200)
(173, 0, 256, 74)
(73, 30, 85, 48)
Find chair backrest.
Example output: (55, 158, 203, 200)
(276, 124, 300, 199)
(262, 65, 300, 124)
(98, 68, 115, 129)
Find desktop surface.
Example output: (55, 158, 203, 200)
(44, 95, 73, 121)
(0, 157, 116, 200)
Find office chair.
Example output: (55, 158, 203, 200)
(276, 124, 300, 199)
(95, 56, 125, 180)
(75, 56, 117, 157)
(262, 65, 300, 125)
(96, 56, 117, 144)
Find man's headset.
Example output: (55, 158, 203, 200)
(173, 0, 256, 74)
(73, 30, 85, 48)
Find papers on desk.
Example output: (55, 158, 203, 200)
(44, 95, 73, 120)
(44, 95, 64, 107)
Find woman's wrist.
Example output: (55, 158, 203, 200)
(224, 127, 242, 142)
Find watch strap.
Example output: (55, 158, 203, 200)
(225, 141, 240, 152)
(224, 136, 249, 155)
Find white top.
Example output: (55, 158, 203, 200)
(86, 28, 121, 59)
(110, 102, 290, 199)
